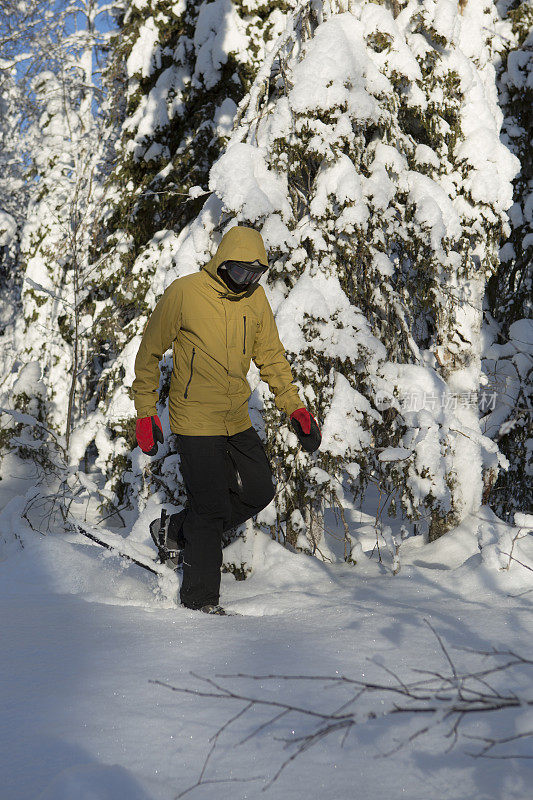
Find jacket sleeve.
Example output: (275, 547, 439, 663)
(252, 288, 303, 416)
(132, 280, 182, 418)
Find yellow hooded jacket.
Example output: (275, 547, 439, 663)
(132, 226, 303, 435)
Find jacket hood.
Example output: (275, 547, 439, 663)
(202, 226, 268, 295)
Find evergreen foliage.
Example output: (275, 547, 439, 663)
(483, 0, 532, 521)
(99, 0, 293, 266)
(170, 0, 518, 556)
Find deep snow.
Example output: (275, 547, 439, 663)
(1, 474, 532, 800)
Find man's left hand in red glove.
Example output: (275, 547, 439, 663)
(290, 407, 321, 452)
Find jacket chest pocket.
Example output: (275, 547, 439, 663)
(241, 313, 258, 356)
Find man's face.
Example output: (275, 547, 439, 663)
(218, 259, 268, 291)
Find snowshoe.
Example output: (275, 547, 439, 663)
(199, 604, 231, 615)
(149, 508, 184, 569)
(72, 520, 174, 577)
(181, 603, 237, 615)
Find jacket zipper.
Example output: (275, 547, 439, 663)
(243, 315, 247, 355)
(184, 347, 195, 398)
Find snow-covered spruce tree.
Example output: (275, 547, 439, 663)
(166, 0, 517, 557)
(101, 0, 294, 256)
(482, 0, 532, 521)
(382, 0, 519, 540)
(81, 0, 296, 516)
(0, 3, 118, 529)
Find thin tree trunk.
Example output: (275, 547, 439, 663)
(430, 276, 485, 540)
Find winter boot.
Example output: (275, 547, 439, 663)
(149, 508, 185, 568)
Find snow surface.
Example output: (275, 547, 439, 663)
(1, 480, 532, 800)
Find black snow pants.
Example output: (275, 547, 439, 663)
(170, 426, 275, 609)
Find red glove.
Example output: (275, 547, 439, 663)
(290, 407, 319, 435)
(136, 415, 164, 456)
(290, 407, 321, 452)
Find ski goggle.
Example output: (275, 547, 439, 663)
(220, 259, 268, 285)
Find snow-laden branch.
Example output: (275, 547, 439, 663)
(23, 277, 76, 311)
(229, 0, 310, 143)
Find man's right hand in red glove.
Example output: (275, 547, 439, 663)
(136, 415, 164, 456)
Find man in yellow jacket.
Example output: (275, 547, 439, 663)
(132, 225, 320, 614)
